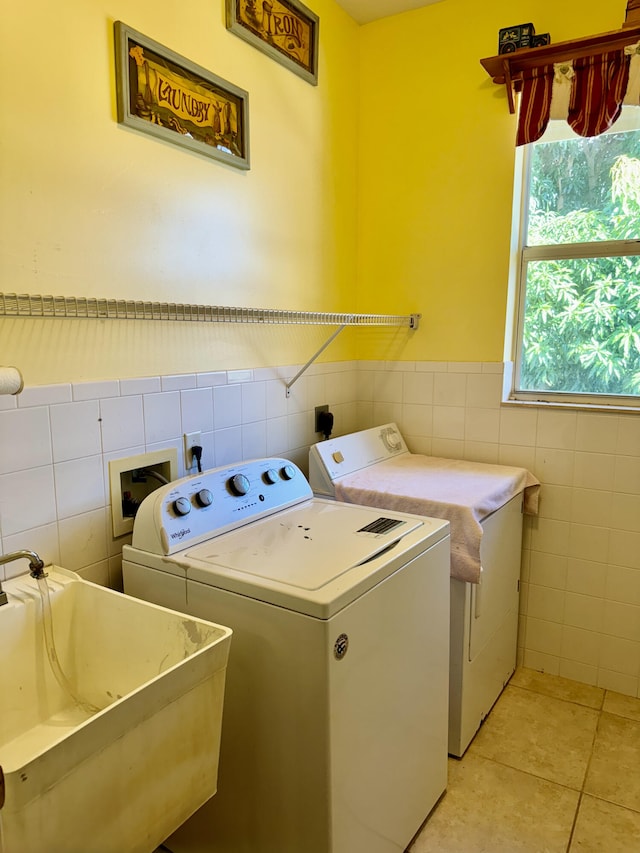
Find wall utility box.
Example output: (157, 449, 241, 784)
(109, 448, 178, 537)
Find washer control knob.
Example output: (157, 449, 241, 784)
(173, 496, 191, 516)
(195, 488, 213, 507)
(281, 465, 296, 481)
(228, 473, 250, 496)
(263, 468, 279, 485)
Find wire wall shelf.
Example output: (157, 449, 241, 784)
(0, 293, 420, 329)
(0, 292, 421, 395)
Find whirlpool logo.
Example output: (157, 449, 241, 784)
(170, 528, 191, 540)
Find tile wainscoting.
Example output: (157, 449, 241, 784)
(1, 359, 639, 698)
(0, 362, 360, 590)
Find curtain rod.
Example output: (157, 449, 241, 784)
(0, 292, 421, 329)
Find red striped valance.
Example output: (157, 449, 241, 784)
(516, 48, 632, 145)
(568, 50, 630, 136)
(516, 64, 554, 146)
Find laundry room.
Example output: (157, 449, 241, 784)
(1, 0, 640, 851)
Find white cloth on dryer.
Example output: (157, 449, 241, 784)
(334, 454, 540, 584)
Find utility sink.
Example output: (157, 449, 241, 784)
(0, 567, 232, 853)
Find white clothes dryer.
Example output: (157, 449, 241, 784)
(122, 457, 450, 853)
(309, 424, 540, 757)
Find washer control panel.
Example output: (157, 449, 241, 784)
(131, 457, 313, 555)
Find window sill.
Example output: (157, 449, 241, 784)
(501, 365, 640, 413)
(502, 397, 640, 414)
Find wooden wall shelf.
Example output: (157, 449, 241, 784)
(480, 24, 640, 113)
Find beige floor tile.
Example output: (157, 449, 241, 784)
(410, 753, 579, 853)
(469, 685, 598, 788)
(603, 690, 640, 722)
(570, 795, 640, 852)
(510, 667, 604, 709)
(584, 712, 640, 811)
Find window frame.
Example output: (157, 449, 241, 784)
(506, 134, 640, 412)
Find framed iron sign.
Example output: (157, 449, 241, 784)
(225, 0, 319, 86)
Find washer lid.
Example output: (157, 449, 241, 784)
(184, 500, 426, 591)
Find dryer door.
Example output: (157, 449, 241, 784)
(468, 494, 523, 661)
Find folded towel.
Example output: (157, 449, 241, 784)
(334, 455, 540, 584)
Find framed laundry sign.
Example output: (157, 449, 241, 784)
(114, 21, 250, 169)
(225, 0, 319, 85)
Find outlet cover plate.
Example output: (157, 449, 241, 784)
(184, 431, 202, 472)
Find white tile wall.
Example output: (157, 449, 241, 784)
(0, 406, 52, 472)
(2, 356, 639, 700)
(0, 364, 358, 592)
(0, 467, 57, 535)
(354, 360, 640, 700)
(181, 388, 214, 433)
(213, 384, 242, 430)
(100, 396, 145, 451)
(161, 374, 196, 392)
(50, 401, 102, 462)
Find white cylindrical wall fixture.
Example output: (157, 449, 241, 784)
(0, 366, 24, 395)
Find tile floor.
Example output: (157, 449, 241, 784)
(410, 667, 640, 853)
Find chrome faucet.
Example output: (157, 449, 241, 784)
(0, 549, 47, 605)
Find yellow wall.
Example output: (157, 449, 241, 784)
(356, 0, 624, 362)
(0, 0, 360, 384)
(1, 0, 628, 382)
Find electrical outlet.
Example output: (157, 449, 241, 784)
(315, 405, 329, 433)
(184, 431, 202, 471)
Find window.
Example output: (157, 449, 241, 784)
(509, 108, 640, 408)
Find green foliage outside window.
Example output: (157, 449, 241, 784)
(519, 128, 640, 397)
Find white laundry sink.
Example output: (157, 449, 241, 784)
(0, 567, 232, 853)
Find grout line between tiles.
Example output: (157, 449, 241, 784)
(565, 790, 584, 852)
(509, 674, 607, 712)
(473, 753, 584, 795)
(565, 702, 606, 852)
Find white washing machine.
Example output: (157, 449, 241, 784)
(309, 424, 539, 757)
(122, 457, 451, 853)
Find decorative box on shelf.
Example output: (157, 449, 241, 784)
(533, 33, 551, 47)
(498, 23, 535, 54)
